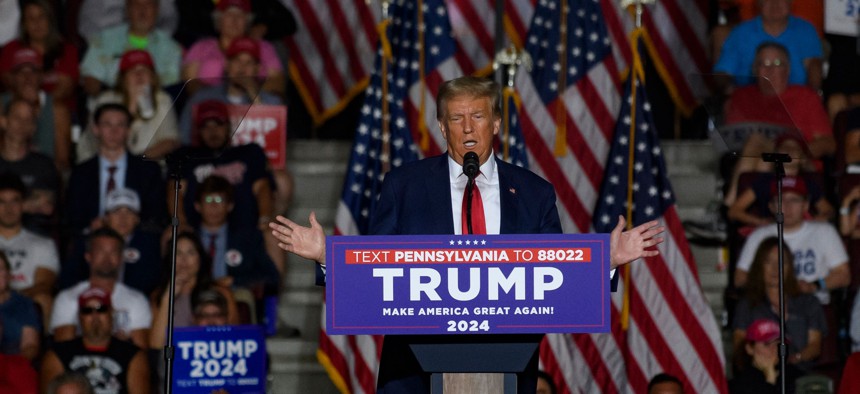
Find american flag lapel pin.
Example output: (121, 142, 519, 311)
(509, 187, 516, 195)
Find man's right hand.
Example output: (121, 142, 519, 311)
(269, 212, 326, 263)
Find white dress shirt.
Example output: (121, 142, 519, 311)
(448, 154, 500, 235)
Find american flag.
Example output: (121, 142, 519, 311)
(497, 86, 530, 168)
(322, 1, 462, 392)
(514, 1, 725, 393)
(282, 0, 380, 125)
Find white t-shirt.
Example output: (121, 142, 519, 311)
(50, 281, 152, 337)
(0, 229, 60, 290)
(737, 221, 848, 304)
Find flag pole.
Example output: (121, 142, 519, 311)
(493, 45, 532, 160)
(619, 0, 655, 332)
(378, 0, 393, 174)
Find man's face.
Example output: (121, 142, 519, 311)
(755, 47, 789, 95)
(127, 0, 157, 33)
(226, 53, 259, 79)
(759, 0, 791, 23)
(93, 110, 131, 151)
(79, 300, 113, 342)
(0, 190, 24, 229)
(0, 261, 11, 292)
(195, 193, 233, 227)
(104, 207, 140, 237)
(123, 64, 153, 90)
(85, 236, 123, 280)
(649, 381, 683, 394)
(218, 7, 248, 39)
(772, 191, 808, 227)
(194, 303, 228, 326)
(23, 3, 50, 41)
(11, 66, 42, 102)
(3, 102, 37, 141)
(439, 95, 500, 166)
(199, 120, 231, 150)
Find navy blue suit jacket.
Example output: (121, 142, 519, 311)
(367, 154, 561, 394)
(224, 227, 281, 294)
(65, 152, 166, 235)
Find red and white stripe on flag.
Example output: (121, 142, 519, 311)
(283, 0, 381, 125)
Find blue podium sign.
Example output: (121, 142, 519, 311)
(172, 325, 266, 393)
(326, 234, 610, 335)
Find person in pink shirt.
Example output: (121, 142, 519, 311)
(181, 0, 284, 97)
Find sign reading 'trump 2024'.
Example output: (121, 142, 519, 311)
(326, 234, 610, 335)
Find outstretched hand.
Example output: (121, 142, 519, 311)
(269, 212, 327, 263)
(610, 215, 664, 269)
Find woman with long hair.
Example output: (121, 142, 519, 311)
(732, 236, 827, 370)
(149, 231, 238, 349)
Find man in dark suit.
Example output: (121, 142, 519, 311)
(65, 103, 165, 237)
(270, 76, 663, 393)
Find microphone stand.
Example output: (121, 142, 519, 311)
(761, 151, 790, 394)
(162, 153, 186, 394)
(465, 178, 475, 234)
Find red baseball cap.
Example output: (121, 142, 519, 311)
(78, 287, 112, 309)
(225, 37, 260, 61)
(216, 0, 251, 13)
(9, 47, 42, 71)
(119, 49, 155, 73)
(745, 319, 780, 343)
(770, 175, 807, 198)
(195, 100, 230, 129)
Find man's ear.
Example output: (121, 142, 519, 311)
(438, 121, 447, 140)
(492, 116, 501, 136)
(0, 115, 6, 130)
(194, 202, 202, 213)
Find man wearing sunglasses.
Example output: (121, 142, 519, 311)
(40, 287, 151, 394)
(50, 227, 152, 349)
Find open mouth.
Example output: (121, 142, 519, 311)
(464, 141, 477, 148)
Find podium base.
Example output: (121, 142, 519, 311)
(432, 373, 516, 394)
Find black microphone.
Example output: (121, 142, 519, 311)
(463, 152, 480, 180)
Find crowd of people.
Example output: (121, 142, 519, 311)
(699, 0, 860, 392)
(0, 0, 291, 391)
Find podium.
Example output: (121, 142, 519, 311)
(407, 334, 541, 393)
(325, 234, 611, 393)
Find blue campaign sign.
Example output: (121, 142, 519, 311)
(172, 325, 266, 393)
(326, 234, 610, 335)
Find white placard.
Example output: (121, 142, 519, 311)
(826, 0, 860, 36)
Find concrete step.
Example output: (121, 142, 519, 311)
(662, 140, 720, 175)
(267, 338, 340, 393)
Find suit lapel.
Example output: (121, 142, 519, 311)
(427, 155, 455, 234)
(497, 159, 519, 234)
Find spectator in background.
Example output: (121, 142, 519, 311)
(181, 0, 284, 97)
(647, 373, 684, 394)
(536, 370, 556, 394)
(0, 0, 79, 109)
(193, 175, 280, 296)
(0, 99, 61, 235)
(65, 103, 165, 238)
(79, 0, 182, 98)
(733, 237, 827, 370)
(841, 107, 860, 167)
(174, 0, 296, 48)
(733, 177, 849, 306)
(730, 318, 804, 393)
(728, 133, 832, 229)
(722, 42, 832, 206)
(50, 228, 152, 349)
(77, 49, 179, 162)
(172, 99, 273, 234)
(0, 46, 71, 172)
(0, 172, 59, 326)
(0, 250, 40, 361)
(45, 373, 94, 394)
(41, 287, 150, 394)
(149, 231, 238, 350)
(191, 287, 232, 326)
(77, 0, 177, 42)
(61, 188, 162, 296)
(0, 316, 38, 393)
(714, 0, 822, 94)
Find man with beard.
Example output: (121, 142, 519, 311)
(50, 228, 151, 349)
(41, 287, 150, 394)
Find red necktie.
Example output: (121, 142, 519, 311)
(461, 180, 486, 234)
(208, 233, 218, 260)
(106, 166, 117, 193)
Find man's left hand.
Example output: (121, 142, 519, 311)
(610, 215, 664, 269)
